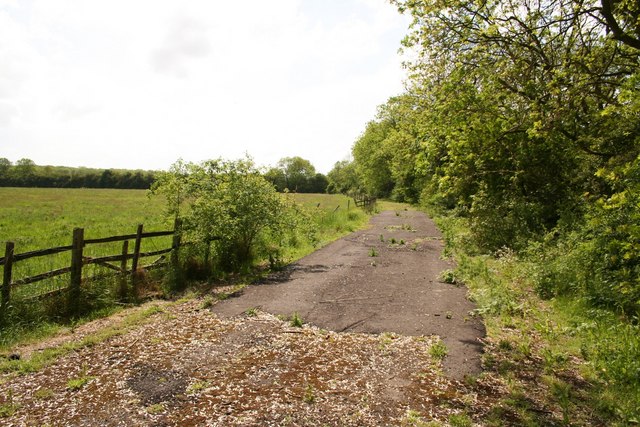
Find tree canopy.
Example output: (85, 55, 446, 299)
(0, 158, 155, 189)
(264, 156, 328, 193)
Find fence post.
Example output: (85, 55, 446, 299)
(69, 228, 84, 316)
(2, 241, 14, 318)
(119, 240, 129, 301)
(171, 218, 183, 291)
(171, 218, 182, 269)
(130, 224, 143, 300)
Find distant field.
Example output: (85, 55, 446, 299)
(0, 187, 168, 251)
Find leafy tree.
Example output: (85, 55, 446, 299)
(327, 160, 360, 194)
(276, 156, 317, 192)
(264, 167, 287, 192)
(14, 158, 36, 182)
(0, 158, 11, 176)
(379, 0, 640, 248)
(352, 120, 395, 198)
(265, 157, 328, 193)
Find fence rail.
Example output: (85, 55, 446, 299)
(1, 220, 181, 317)
(352, 194, 377, 210)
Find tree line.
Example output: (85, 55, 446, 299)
(327, 0, 640, 317)
(0, 156, 330, 193)
(0, 158, 156, 189)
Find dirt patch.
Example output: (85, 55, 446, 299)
(127, 364, 189, 405)
(0, 301, 501, 426)
(214, 209, 486, 379)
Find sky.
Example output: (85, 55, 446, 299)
(0, 0, 410, 174)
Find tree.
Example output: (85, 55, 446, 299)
(276, 157, 317, 192)
(352, 120, 395, 198)
(0, 158, 11, 177)
(266, 157, 328, 193)
(327, 160, 360, 194)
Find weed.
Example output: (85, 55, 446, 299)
(66, 368, 95, 391)
(0, 390, 19, 418)
(245, 307, 258, 317)
(400, 409, 434, 426)
(390, 237, 397, 244)
(429, 339, 448, 361)
(379, 332, 396, 351)
(498, 339, 513, 351)
(290, 312, 303, 328)
(146, 403, 165, 415)
(400, 239, 405, 245)
(369, 247, 378, 257)
(549, 378, 572, 426)
(439, 269, 457, 284)
(34, 388, 54, 399)
(448, 413, 473, 427)
(380, 234, 385, 242)
(215, 292, 230, 301)
(303, 384, 315, 404)
(541, 348, 568, 372)
(0, 402, 19, 418)
(200, 295, 215, 309)
(187, 380, 210, 395)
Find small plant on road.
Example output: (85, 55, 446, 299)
(146, 403, 165, 415)
(449, 412, 472, 427)
(290, 312, 304, 327)
(369, 247, 378, 257)
(245, 307, 258, 317)
(66, 374, 95, 391)
(429, 339, 448, 361)
(303, 384, 316, 403)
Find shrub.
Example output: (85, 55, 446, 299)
(152, 157, 304, 272)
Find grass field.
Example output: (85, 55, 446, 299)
(0, 187, 168, 251)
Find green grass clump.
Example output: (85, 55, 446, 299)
(429, 340, 448, 361)
(290, 312, 304, 328)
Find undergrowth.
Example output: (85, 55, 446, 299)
(431, 209, 640, 426)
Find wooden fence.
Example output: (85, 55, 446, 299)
(0, 219, 181, 316)
(353, 194, 377, 210)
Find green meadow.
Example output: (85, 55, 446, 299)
(0, 187, 168, 251)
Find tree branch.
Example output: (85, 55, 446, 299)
(600, 0, 640, 50)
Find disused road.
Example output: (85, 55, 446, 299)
(214, 209, 485, 379)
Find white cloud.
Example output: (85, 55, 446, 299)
(0, 0, 410, 173)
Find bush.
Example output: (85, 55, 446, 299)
(152, 157, 306, 273)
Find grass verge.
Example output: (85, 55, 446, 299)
(431, 210, 640, 426)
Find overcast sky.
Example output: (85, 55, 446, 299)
(0, 0, 409, 173)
